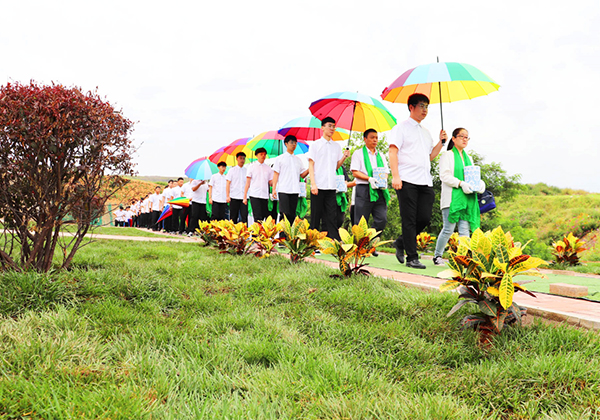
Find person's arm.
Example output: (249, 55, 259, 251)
(430, 130, 447, 161)
(308, 159, 317, 195)
(389, 145, 402, 190)
(336, 149, 351, 170)
(243, 177, 251, 205)
(191, 180, 204, 191)
(300, 168, 309, 179)
(271, 172, 279, 200)
(208, 185, 213, 205)
(346, 180, 357, 188)
(226, 180, 231, 203)
(439, 152, 461, 188)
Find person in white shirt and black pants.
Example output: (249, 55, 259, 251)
(389, 93, 447, 269)
(271, 135, 309, 225)
(226, 152, 248, 224)
(307, 117, 350, 240)
(209, 162, 228, 221)
(189, 179, 208, 234)
(243, 148, 273, 223)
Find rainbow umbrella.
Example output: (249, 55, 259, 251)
(185, 157, 218, 180)
(156, 205, 172, 224)
(381, 60, 500, 128)
(278, 116, 350, 141)
(209, 137, 255, 166)
(248, 131, 309, 158)
(208, 146, 236, 166)
(168, 197, 190, 207)
(309, 91, 397, 133)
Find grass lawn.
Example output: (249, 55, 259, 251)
(63, 225, 170, 238)
(1, 240, 599, 419)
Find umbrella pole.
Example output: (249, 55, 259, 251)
(437, 56, 444, 130)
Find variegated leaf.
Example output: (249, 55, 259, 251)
(499, 272, 514, 309)
(439, 280, 461, 292)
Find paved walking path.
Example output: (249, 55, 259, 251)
(82, 231, 600, 332)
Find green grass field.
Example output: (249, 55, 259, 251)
(1, 240, 599, 419)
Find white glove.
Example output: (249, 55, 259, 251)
(460, 182, 473, 194)
(368, 177, 379, 189)
(476, 180, 486, 194)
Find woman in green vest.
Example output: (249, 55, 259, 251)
(433, 128, 486, 266)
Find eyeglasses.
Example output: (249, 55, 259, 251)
(456, 135, 470, 140)
(417, 103, 429, 110)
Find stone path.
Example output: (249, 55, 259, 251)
(83, 231, 600, 332)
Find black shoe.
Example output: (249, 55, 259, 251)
(433, 256, 444, 266)
(395, 239, 405, 264)
(406, 259, 426, 269)
(372, 250, 379, 257)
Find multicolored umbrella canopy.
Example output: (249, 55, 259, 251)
(208, 146, 235, 166)
(156, 205, 172, 224)
(381, 61, 500, 104)
(248, 131, 309, 158)
(278, 116, 350, 141)
(309, 91, 397, 133)
(168, 197, 190, 207)
(209, 137, 256, 166)
(184, 157, 219, 180)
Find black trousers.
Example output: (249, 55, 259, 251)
(171, 208, 182, 232)
(354, 184, 388, 232)
(279, 193, 299, 225)
(395, 181, 435, 262)
(179, 206, 190, 233)
(229, 198, 248, 224)
(310, 189, 340, 240)
(189, 201, 208, 233)
(151, 210, 161, 231)
(250, 197, 269, 223)
(211, 201, 227, 221)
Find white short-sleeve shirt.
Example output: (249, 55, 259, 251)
(246, 162, 274, 199)
(306, 137, 343, 190)
(226, 165, 247, 200)
(150, 193, 162, 211)
(273, 152, 305, 194)
(182, 182, 194, 199)
(209, 173, 227, 203)
(190, 180, 208, 204)
(170, 185, 183, 209)
(161, 187, 173, 208)
(389, 118, 434, 186)
(350, 147, 389, 185)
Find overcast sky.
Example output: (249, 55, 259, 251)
(3, 0, 599, 192)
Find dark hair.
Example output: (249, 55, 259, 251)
(155, 186, 161, 190)
(447, 127, 467, 151)
(363, 128, 377, 138)
(217, 161, 227, 168)
(321, 116, 336, 126)
(178, 177, 184, 181)
(255, 147, 267, 155)
(284, 135, 297, 144)
(168, 179, 174, 184)
(236, 151, 246, 158)
(407, 93, 429, 110)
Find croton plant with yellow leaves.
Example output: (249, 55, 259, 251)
(319, 217, 392, 277)
(438, 226, 547, 338)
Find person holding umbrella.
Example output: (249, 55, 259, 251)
(306, 117, 350, 240)
(271, 135, 309, 226)
(226, 152, 248, 224)
(432, 128, 485, 265)
(209, 162, 228, 221)
(389, 93, 447, 269)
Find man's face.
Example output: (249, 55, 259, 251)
(155, 187, 161, 194)
(322, 122, 336, 138)
(168, 181, 173, 188)
(178, 179, 184, 187)
(218, 165, 226, 174)
(237, 156, 246, 167)
(364, 132, 378, 150)
(409, 101, 429, 122)
(286, 141, 297, 153)
(256, 152, 267, 163)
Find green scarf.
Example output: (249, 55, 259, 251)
(205, 190, 212, 217)
(296, 197, 308, 218)
(449, 148, 480, 229)
(362, 146, 390, 203)
(335, 167, 348, 213)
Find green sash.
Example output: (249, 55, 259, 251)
(205, 190, 212, 217)
(449, 148, 480, 229)
(296, 197, 308, 218)
(362, 146, 390, 203)
(335, 167, 348, 213)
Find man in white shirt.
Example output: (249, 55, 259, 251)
(226, 152, 248, 224)
(209, 162, 228, 220)
(149, 186, 164, 231)
(351, 129, 390, 247)
(272, 135, 309, 225)
(307, 117, 350, 240)
(181, 179, 194, 234)
(161, 180, 175, 232)
(243, 147, 273, 223)
(189, 179, 208, 234)
(389, 93, 447, 269)
(170, 177, 185, 234)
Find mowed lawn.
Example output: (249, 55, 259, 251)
(1, 240, 599, 419)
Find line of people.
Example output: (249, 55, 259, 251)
(118, 93, 486, 269)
